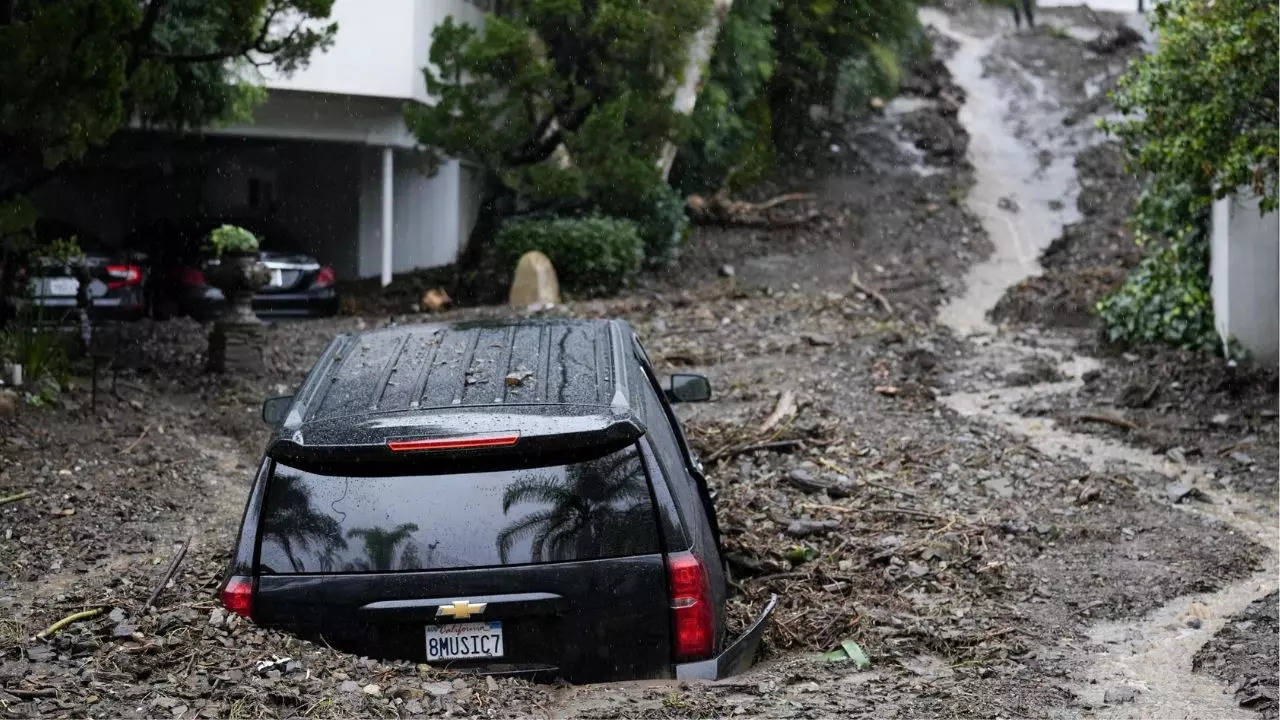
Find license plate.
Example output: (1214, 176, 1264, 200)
(41, 277, 79, 296)
(269, 269, 285, 287)
(425, 621, 504, 661)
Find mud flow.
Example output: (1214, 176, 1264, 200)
(1, 2, 1275, 718)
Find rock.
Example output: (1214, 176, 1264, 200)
(787, 468, 830, 494)
(420, 288, 451, 313)
(997, 196, 1019, 213)
(208, 609, 226, 628)
(26, 645, 55, 662)
(802, 333, 835, 347)
(405, 699, 424, 714)
(1103, 685, 1138, 704)
(108, 607, 127, 623)
(0, 389, 17, 418)
(1211, 413, 1231, 426)
(827, 475, 855, 499)
(339, 680, 361, 693)
(1230, 451, 1255, 466)
(1087, 24, 1142, 54)
(423, 681, 455, 697)
(111, 621, 138, 639)
(1077, 485, 1100, 504)
(784, 519, 839, 538)
(361, 684, 382, 697)
(1165, 482, 1208, 504)
(719, 264, 736, 278)
(508, 251, 561, 308)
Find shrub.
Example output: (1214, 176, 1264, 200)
(598, 182, 689, 269)
(207, 224, 259, 256)
(1096, 186, 1219, 352)
(495, 216, 643, 295)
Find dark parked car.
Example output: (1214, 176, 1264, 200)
(4, 222, 146, 323)
(220, 318, 775, 683)
(128, 219, 338, 321)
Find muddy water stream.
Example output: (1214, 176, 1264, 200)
(927, 4, 1278, 715)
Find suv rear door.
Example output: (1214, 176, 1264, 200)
(249, 444, 675, 682)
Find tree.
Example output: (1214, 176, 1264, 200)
(1098, 0, 1278, 352)
(346, 523, 419, 572)
(406, 0, 711, 266)
(0, 0, 337, 217)
(767, 0, 920, 144)
(1106, 0, 1278, 213)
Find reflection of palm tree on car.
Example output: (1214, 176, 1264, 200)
(262, 473, 348, 572)
(496, 453, 651, 563)
(347, 522, 420, 571)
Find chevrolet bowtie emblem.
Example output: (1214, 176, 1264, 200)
(435, 600, 487, 620)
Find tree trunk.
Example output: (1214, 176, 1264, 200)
(659, 0, 734, 181)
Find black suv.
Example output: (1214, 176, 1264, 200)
(220, 318, 775, 683)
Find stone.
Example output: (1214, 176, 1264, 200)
(508, 251, 561, 308)
(1103, 685, 1138, 704)
(0, 389, 17, 418)
(208, 609, 226, 628)
(423, 681, 454, 697)
(719, 264, 736, 278)
(421, 288, 451, 312)
(361, 684, 382, 697)
(339, 680, 361, 693)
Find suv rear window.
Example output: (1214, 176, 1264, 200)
(257, 445, 660, 574)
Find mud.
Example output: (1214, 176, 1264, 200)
(1, 3, 1275, 719)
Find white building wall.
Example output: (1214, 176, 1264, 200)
(1211, 193, 1279, 365)
(260, 0, 485, 104)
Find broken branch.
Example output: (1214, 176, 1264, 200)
(758, 390, 797, 434)
(0, 490, 32, 506)
(850, 271, 894, 315)
(34, 608, 103, 640)
(705, 439, 804, 463)
(143, 537, 190, 612)
(1076, 413, 1140, 431)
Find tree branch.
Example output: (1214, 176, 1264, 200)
(126, 0, 170, 74)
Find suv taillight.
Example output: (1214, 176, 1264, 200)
(311, 266, 335, 289)
(221, 576, 254, 618)
(667, 551, 713, 661)
(105, 264, 142, 289)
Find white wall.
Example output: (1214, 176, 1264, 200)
(261, 0, 485, 103)
(1211, 193, 1279, 364)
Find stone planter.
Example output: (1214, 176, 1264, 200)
(205, 252, 270, 374)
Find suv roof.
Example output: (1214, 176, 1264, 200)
(270, 318, 646, 464)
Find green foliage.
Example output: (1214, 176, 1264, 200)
(207, 224, 260, 256)
(1104, 0, 1278, 214)
(495, 216, 642, 295)
(407, 1, 710, 267)
(1096, 185, 1219, 352)
(768, 0, 921, 142)
(0, 325, 72, 403)
(0, 0, 337, 204)
(674, 0, 778, 193)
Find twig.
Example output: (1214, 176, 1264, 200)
(34, 608, 103, 640)
(706, 439, 804, 463)
(758, 390, 796, 433)
(2, 688, 56, 699)
(143, 537, 190, 612)
(850, 271, 894, 315)
(800, 503, 947, 521)
(119, 425, 150, 455)
(1076, 412, 1140, 431)
(0, 491, 32, 506)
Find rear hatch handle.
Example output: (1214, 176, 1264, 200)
(676, 594, 777, 681)
(358, 592, 563, 620)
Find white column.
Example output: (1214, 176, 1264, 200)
(381, 146, 394, 287)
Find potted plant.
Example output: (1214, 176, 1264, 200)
(204, 225, 270, 373)
(204, 225, 270, 324)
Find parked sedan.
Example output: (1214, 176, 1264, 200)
(5, 223, 147, 323)
(131, 220, 338, 321)
(158, 250, 338, 321)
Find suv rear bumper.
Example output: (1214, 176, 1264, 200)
(675, 594, 776, 680)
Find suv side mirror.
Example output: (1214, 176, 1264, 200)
(262, 395, 294, 425)
(666, 374, 711, 403)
